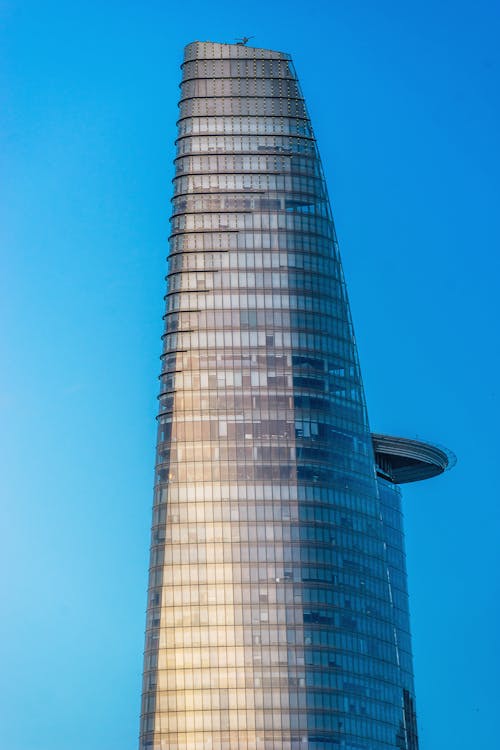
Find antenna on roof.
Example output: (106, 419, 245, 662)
(236, 36, 254, 46)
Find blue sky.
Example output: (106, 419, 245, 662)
(1, 1, 499, 748)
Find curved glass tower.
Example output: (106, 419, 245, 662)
(139, 41, 454, 750)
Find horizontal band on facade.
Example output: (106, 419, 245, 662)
(161, 313, 356, 332)
(169, 219, 333, 233)
(166, 251, 231, 261)
(371, 433, 456, 484)
(162, 282, 347, 298)
(171, 189, 268, 198)
(164, 290, 210, 299)
(169, 210, 254, 220)
(168, 230, 240, 240)
(171, 186, 324, 200)
(166, 244, 337, 258)
(182, 42, 291, 64)
(179, 75, 298, 86)
(157, 350, 188, 361)
(176, 113, 311, 126)
(166, 249, 340, 265)
(160, 329, 194, 338)
(174, 133, 316, 146)
(178, 94, 305, 104)
(167, 229, 335, 244)
(179, 78, 303, 88)
(162, 309, 201, 319)
(172, 170, 321, 182)
(166, 268, 220, 275)
(173, 151, 317, 163)
(181, 53, 292, 67)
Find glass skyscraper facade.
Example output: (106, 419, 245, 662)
(139, 41, 454, 750)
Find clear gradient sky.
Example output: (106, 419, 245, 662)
(1, 1, 499, 748)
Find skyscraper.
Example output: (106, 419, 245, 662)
(139, 41, 454, 750)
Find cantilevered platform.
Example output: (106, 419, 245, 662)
(371, 433, 456, 484)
